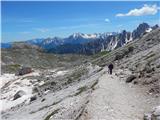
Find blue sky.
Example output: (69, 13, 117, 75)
(2, 1, 160, 42)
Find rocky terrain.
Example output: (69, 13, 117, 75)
(93, 28, 160, 95)
(0, 27, 160, 120)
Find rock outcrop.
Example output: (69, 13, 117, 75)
(16, 67, 32, 76)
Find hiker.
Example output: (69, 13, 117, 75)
(108, 63, 114, 75)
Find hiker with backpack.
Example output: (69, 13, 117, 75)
(108, 63, 114, 75)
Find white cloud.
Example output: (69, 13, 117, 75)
(116, 4, 160, 17)
(105, 18, 110, 22)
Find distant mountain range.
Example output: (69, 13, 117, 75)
(1, 23, 159, 55)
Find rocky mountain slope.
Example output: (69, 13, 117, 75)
(84, 27, 160, 120)
(93, 27, 160, 94)
(0, 27, 160, 120)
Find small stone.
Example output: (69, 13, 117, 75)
(126, 75, 136, 83)
(13, 90, 26, 100)
(30, 96, 37, 102)
(41, 98, 46, 102)
(133, 81, 138, 84)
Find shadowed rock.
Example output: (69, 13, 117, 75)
(30, 96, 37, 102)
(13, 90, 26, 100)
(126, 75, 136, 83)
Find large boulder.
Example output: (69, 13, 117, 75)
(13, 90, 26, 100)
(16, 67, 32, 76)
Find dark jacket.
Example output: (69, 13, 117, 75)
(108, 64, 114, 70)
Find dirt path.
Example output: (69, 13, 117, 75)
(82, 69, 160, 120)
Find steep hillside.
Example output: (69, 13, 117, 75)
(92, 28, 160, 94)
(79, 28, 160, 120)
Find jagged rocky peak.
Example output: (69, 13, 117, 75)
(69, 32, 116, 39)
(152, 24, 159, 30)
(137, 22, 150, 31)
(44, 37, 61, 41)
(70, 33, 84, 39)
(132, 23, 150, 39)
(42, 37, 63, 44)
(69, 32, 97, 39)
(106, 35, 118, 51)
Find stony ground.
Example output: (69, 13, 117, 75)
(0, 63, 102, 120)
(80, 68, 160, 120)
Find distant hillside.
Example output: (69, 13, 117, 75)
(1, 45, 91, 74)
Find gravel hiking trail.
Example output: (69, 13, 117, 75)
(82, 69, 160, 120)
